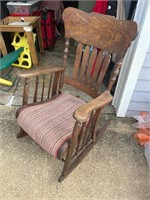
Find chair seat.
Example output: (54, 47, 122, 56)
(17, 93, 85, 158)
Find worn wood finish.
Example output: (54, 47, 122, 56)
(16, 7, 138, 182)
(0, 32, 8, 55)
(62, 7, 137, 57)
(63, 38, 70, 68)
(64, 44, 112, 96)
(17, 67, 64, 106)
(74, 90, 112, 122)
(64, 77, 99, 98)
(92, 51, 104, 83)
(47, 74, 52, 99)
(59, 113, 112, 182)
(96, 53, 111, 90)
(0, 16, 44, 66)
(23, 78, 30, 106)
(33, 76, 39, 103)
(17, 67, 64, 78)
(107, 58, 124, 91)
(72, 43, 83, 80)
(85, 48, 97, 85)
(79, 45, 91, 82)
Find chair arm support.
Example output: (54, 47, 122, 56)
(74, 90, 113, 123)
(16, 66, 65, 78)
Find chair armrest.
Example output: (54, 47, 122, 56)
(74, 90, 113, 123)
(17, 66, 64, 78)
(17, 66, 65, 105)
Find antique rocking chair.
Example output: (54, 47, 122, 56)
(16, 7, 138, 182)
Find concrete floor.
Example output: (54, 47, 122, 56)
(0, 36, 150, 200)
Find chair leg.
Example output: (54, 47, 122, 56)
(58, 117, 112, 182)
(16, 128, 27, 138)
(58, 144, 94, 182)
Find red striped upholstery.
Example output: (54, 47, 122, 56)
(17, 93, 85, 158)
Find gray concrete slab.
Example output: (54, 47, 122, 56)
(0, 36, 149, 200)
(0, 106, 149, 200)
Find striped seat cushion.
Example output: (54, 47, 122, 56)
(17, 93, 85, 158)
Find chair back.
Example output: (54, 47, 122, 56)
(62, 7, 138, 97)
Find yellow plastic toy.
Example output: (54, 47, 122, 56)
(11, 32, 36, 69)
(0, 32, 36, 86)
(0, 78, 12, 86)
(0, 47, 24, 86)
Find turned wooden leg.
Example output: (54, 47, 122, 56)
(0, 32, 8, 55)
(26, 31, 38, 66)
(36, 19, 44, 54)
(16, 128, 27, 138)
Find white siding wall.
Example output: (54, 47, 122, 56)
(126, 45, 150, 116)
(112, 0, 150, 117)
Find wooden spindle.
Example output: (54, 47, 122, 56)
(52, 72, 60, 97)
(91, 50, 103, 87)
(76, 122, 87, 153)
(63, 38, 70, 69)
(95, 53, 111, 90)
(33, 76, 39, 103)
(23, 78, 30, 105)
(107, 57, 123, 91)
(79, 45, 90, 83)
(82, 114, 94, 147)
(92, 110, 101, 144)
(47, 73, 52, 99)
(62, 121, 81, 175)
(85, 48, 97, 85)
(72, 43, 83, 80)
(41, 75, 45, 101)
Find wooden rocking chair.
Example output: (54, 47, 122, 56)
(16, 7, 138, 182)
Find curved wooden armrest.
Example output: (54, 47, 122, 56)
(74, 90, 113, 123)
(16, 66, 65, 78)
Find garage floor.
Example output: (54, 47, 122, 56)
(0, 36, 149, 200)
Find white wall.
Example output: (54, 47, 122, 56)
(126, 45, 150, 116)
(112, 0, 150, 117)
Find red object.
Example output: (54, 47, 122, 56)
(91, 0, 108, 76)
(133, 112, 150, 145)
(91, 48, 101, 77)
(33, 9, 55, 51)
(92, 0, 108, 14)
(10, 14, 29, 16)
